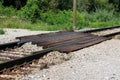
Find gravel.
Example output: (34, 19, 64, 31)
(14, 42, 43, 55)
(38, 51, 73, 67)
(21, 39, 120, 80)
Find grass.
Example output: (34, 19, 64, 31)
(0, 18, 73, 31)
(1, 17, 120, 31)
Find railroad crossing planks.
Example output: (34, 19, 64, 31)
(17, 31, 109, 53)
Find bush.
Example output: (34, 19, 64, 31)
(40, 10, 85, 29)
(86, 9, 114, 22)
(77, 0, 114, 12)
(0, 2, 17, 17)
(83, 9, 120, 28)
(18, 0, 39, 22)
(41, 10, 72, 25)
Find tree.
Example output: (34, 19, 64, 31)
(109, 0, 120, 12)
(57, 0, 73, 10)
(2, 0, 27, 10)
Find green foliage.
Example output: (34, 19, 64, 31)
(0, 29, 5, 34)
(98, 0, 111, 8)
(84, 9, 120, 28)
(77, 0, 114, 12)
(109, 0, 120, 11)
(93, 0, 113, 10)
(57, 0, 72, 10)
(1, 9, 120, 31)
(1, 7, 17, 16)
(89, 22, 117, 28)
(0, 2, 17, 16)
(0, 0, 120, 31)
(20, 22, 72, 31)
(40, 10, 85, 29)
(41, 10, 72, 25)
(76, 11, 85, 29)
(18, 0, 39, 22)
(18, 0, 59, 22)
(77, 0, 90, 12)
(86, 9, 114, 22)
(38, 0, 58, 11)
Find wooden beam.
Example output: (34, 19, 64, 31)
(73, 0, 77, 30)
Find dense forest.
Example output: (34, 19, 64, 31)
(0, 0, 120, 30)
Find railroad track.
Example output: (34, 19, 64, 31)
(0, 26, 120, 80)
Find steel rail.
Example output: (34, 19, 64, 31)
(102, 32, 120, 37)
(80, 25, 120, 33)
(0, 41, 22, 50)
